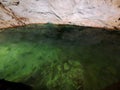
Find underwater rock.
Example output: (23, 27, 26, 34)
(0, 79, 32, 90)
(63, 63, 70, 71)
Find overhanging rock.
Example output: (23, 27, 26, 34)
(0, 0, 120, 29)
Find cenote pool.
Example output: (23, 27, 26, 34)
(0, 24, 120, 90)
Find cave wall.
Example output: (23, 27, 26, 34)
(0, 0, 120, 29)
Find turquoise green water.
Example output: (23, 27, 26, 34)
(0, 24, 120, 90)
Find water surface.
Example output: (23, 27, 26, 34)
(0, 24, 120, 90)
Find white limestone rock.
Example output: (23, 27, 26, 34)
(0, 0, 120, 29)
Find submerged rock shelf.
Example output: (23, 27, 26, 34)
(0, 24, 120, 90)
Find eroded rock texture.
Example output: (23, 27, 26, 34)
(0, 0, 120, 29)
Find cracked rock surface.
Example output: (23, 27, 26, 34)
(0, 0, 120, 29)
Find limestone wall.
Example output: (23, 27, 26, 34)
(0, 0, 120, 29)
